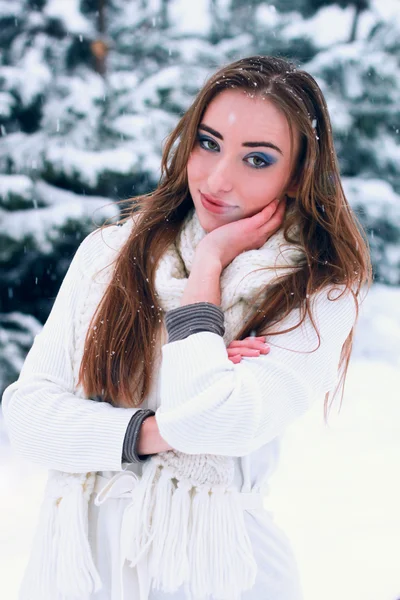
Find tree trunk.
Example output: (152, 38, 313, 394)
(94, 0, 107, 76)
(210, 0, 220, 40)
(349, 3, 362, 43)
(160, 0, 169, 29)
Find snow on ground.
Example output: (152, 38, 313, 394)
(268, 359, 400, 600)
(1, 283, 399, 600)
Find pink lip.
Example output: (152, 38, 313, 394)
(200, 192, 235, 214)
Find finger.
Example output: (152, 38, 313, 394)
(274, 197, 286, 218)
(228, 339, 269, 350)
(262, 198, 286, 232)
(228, 346, 270, 356)
(228, 337, 266, 347)
(244, 335, 268, 343)
(267, 197, 285, 220)
(228, 347, 263, 358)
(227, 347, 260, 357)
(228, 345, 270, 355)
(227, 347, 258, 357)
(252, 198, 280, 227)
(228, 354, 242, 364)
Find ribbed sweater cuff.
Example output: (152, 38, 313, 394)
(122, 409, 155, 463)
(165, 302, 225, 343)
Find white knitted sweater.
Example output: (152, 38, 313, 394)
(2, 212, 358, 600)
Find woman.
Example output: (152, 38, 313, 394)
(2, 55, 371, 600)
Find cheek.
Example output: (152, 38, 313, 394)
(243, 176, 273, 201)
(240, 169, 285, 207)
(187, 153, 201, 184)
(187, 150, 211, 185)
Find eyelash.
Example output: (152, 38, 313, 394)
(197, 135, 276, 169)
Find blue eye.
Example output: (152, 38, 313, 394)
(197, 135, 220, 152)
(244, 153, 277, 169)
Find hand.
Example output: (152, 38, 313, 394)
(136, 416, 173, 455)
(227, 336, 270, 364)
(197, 197, 286, 270)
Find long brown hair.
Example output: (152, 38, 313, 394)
(78, 56, 372, 421)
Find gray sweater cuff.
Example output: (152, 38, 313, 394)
(122, 409, 155, 463)
(165, 302, 225, 343)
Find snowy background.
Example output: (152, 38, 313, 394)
(1, 0, 400, 599)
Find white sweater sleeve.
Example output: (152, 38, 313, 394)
(155, 288, 358, 456)
(1, 229, 138, 473)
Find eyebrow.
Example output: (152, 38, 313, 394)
(198, 123, 283, 155)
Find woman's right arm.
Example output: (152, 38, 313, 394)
(1, 228, 142, 474)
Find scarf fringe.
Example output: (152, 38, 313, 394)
(56, 483, 102, 596)
(188, 484, 212, 597)
(121, 459, 159, 567)
(189, 485, 257, 600)
(148, 467, 175, 587)
(19, 473, 101, 600)
(121, 461, 258, 600)
(19, 495, 59, 600)
(159, 478, 192, 590)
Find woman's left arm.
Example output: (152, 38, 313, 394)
(155, 283, 357, 457)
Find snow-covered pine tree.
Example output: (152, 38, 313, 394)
(0, 0, 118, 390)
(273, 0, 369, 41)
(303, 12, 400, 284)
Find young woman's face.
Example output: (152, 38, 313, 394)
(187, 89, 299, 232)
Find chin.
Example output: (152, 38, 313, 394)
(194, 209, 217, 233)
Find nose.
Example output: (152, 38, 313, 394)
(207, 156, 233, 194)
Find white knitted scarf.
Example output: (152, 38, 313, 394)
(19, 208, 304, 600)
